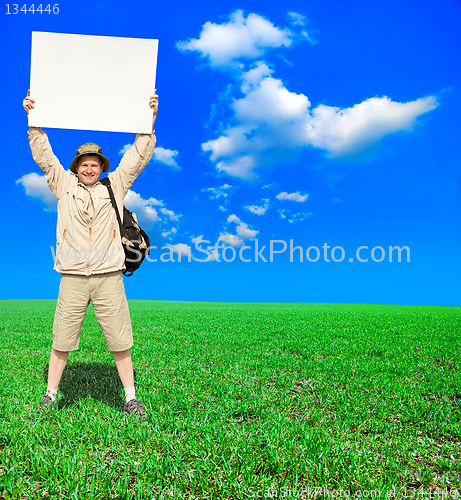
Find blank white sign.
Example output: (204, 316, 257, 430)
(29, 32, 158, 134)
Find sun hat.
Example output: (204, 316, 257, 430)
(70, 143, 110, 173)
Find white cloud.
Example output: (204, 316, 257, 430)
(152, 147, 181, 170)
(287, 12, 306, 26)
(121, 144, 181, 170)
(166, 243, 191, 257)
(218, 233, 243, 247)
(218, 214, 258, 247)
(214, 155, 256, 179)
(246, 205, 266, 215)
(240, 61, 273, 92)
(305, 96, 437, 157)
(160, 207, 181, 221)
(177, 10, 293, 67)
(16, 173, 57, 211)
(300, 31, 315, 44)
(201, 184, 234, 200)
(278, 209, 310, 223)
(201, 184, 236, 211)
(119, 144, 132, 155)
(235, 70, 310, 124)
(190, 235, 220, 262)
(124, 190, 163, 230)
(202, 63, 438, 178)
(180, 11, 438, 179)
(162, 227, 178, 238)
(245, 199, 269, 214)
(191, 235, 206, 245)
(276, 191, 308, 202)
(234, 219, 258, 239)
(227, 214, 240, 224)
(124, 193, 181, 236)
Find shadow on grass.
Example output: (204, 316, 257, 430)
(42, 363, 126, 411)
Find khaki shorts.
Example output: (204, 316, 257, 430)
(52, 271, 133, 352)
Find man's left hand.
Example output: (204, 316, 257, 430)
(150, 90, 159, 129)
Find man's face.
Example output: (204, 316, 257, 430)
(76, 154, 103, 187)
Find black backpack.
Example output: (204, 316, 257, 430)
(100, 177, 151, 277)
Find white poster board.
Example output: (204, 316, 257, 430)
(29, 32, 158, 134)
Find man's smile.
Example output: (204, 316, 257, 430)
(76, 155, 103, 186)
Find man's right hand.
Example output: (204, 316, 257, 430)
(23, 89, 35, 116)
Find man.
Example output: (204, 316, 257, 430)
(23, 89, 159, 419)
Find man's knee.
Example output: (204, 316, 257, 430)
(51, 348, 69, 358)
(113, 348, 131, 360)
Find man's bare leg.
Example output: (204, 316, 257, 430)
(113, 349, 134, 388)
(48, 348, 69, 390)
(37, 348, 69, 414)
(114, 349, 145, 418)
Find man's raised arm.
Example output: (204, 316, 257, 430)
(24, 90, 67, 199)
(109, 91, 159, 198)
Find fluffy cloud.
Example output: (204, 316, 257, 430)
(201, 184, 236, 211)
(191, 235, 206, 245)
(176, 10, 293, 67)
(179, 11, 438, 179)
(16, 173, 57, 211)
(218, 214, 258, 247)
(162, 227, 177, 238)
(202, 62, 438, 178)
(166, 243, 191, 257)
(152, 147, 181, 170)
(287, 12, 306, 26)
(240, 60, 273, 92)
(214, 155, 256, 180)
(235, 66, 310, 123)
(119, 144, 132, 155)
(124, 192, 183, 238)
(278, 209, 310, 223)
(245, 199, 269, 214)
(305, 96, 438, 157)
(160, 207, 181, 221)
(120, 144, 181, 170)
(276, 191, 308, 202)
(124, 190, 163, 230)
(201, 184, 234, 200)
(189, 235, 219, 262)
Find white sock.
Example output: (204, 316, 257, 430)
(46, 388, 58, 402)
(124, 386, 136, 403)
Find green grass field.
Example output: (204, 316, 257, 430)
(0, 300, 460, 499)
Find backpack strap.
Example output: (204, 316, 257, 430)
(100, 177, 123, 235)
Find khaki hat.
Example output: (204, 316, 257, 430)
(70, 143, 110, 173)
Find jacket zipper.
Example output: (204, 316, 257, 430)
(88, 226, 91, 275)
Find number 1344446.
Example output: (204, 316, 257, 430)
(5, 4, 59, 14)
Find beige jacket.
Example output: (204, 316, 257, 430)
(28, 127, 156, 275)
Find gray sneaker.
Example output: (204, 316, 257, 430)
(37, 395, 58, 416)
(123, 399, 146, 420)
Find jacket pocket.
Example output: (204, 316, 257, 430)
(57, 226, 68, 246)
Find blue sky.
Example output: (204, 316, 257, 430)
(1, 0, 460, 305)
